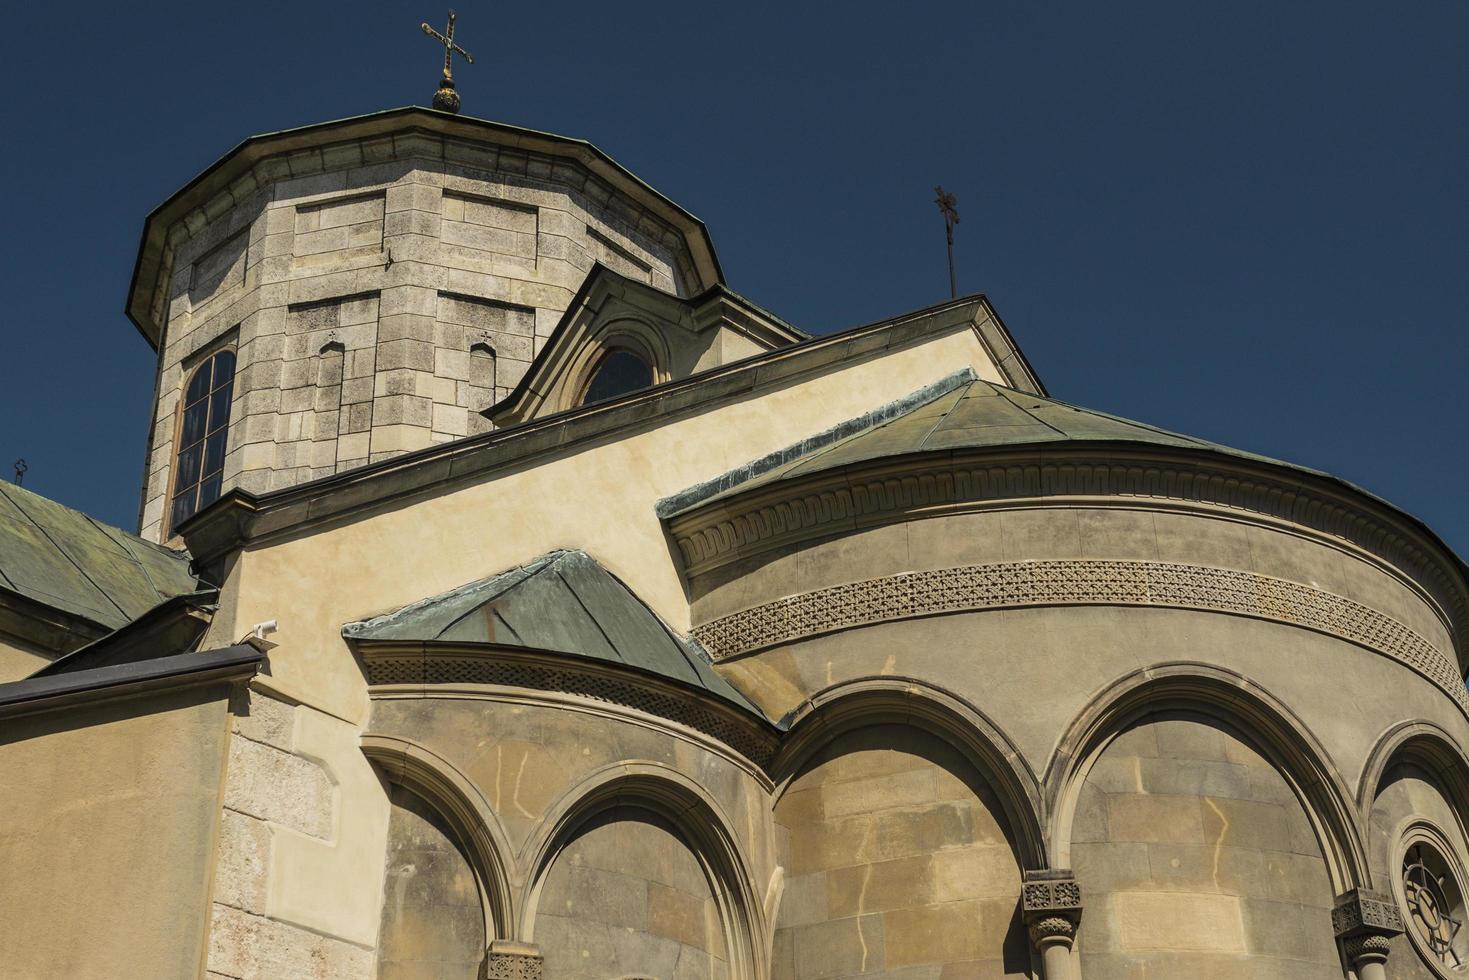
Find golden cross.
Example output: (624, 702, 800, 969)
(421, 10, 474, 81)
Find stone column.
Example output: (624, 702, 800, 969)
(1333, 889, 1404, 980)
(1023, 870, 1083, 980)
(482, 940, 543, 980)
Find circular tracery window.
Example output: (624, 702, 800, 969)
(1400, 829, 1469, 974)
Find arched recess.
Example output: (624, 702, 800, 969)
(562, 316, 671, 410)
(361, 734, 518, 944)
(1359, 721, 1469, 877)
(520, 761, 766, 980)
(1044, 662, 1370, 894)
(773, 676, 1047, 871)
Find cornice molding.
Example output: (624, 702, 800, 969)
(668, 445, 1469, 666)
(358, 643, 779, 771)
(128, 107, 726, 347)
(691, 558, 1469, 717)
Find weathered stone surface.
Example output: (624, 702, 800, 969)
(208, 903, 373, 979)
(222, 733, 334, 839)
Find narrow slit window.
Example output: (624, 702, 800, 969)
(169, 349, 235, 534)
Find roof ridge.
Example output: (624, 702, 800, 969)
(656, 368, 978, 519)
(342, 550, 569, 637)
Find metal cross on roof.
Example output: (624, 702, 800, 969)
(420, 10, 474, 114)
(934, 186, 960, 299)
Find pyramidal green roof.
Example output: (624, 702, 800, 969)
(659, 369, 1322, 517)
(342, 550, 761, 716)
(0, 482, 201, 631)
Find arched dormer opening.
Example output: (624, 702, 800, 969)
(169, 347, 236, 535)
(578, 344, 653, 407)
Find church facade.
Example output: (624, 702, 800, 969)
(3, 105, 1469, 980)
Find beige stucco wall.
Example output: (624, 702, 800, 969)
(0, 684, 233, 979)
(0, 633, 51, 682)
(211, 326, 1002, 725)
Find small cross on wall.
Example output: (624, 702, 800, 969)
(420, 9, 474, 114)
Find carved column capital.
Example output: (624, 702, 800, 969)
(482, 940, 544, 980)
(1022, 870, 1083, 952)
(1334, 889, 1403, 970)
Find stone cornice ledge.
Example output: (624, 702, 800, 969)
(667, 444, 1469, 669)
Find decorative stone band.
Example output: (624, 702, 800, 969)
(483, 942, 544, 980)
(691, 559, 1469, 714)
(665, 451, 1469, 659)
(362, 652, 778, 767)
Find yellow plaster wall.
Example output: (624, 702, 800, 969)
(0, 684, 234, 979)
(219, 327, 1001, 727)
(0, 634, 51, 682)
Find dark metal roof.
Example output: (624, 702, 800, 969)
(342, 550, 760, 715)
(0, 644, 261, 720)
(0, 482, 202, 632)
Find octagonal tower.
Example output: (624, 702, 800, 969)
(126, 108, 734, 543)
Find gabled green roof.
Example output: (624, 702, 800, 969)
(342, 550, 760, 715)
(0, 482, 201, 632)
(660, 370, 1319, 516)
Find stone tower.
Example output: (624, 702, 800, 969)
(127, 108, 725, 543)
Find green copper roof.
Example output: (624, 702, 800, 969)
(661, 371, 1321, 516)
(0, 482, 201, 631)
(342, 550, 760, 715)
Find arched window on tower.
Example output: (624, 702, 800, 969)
(169, 348, 236, 534)
(580, 348, 653, 407)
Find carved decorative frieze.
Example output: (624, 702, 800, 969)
(1023, 877, 1083, 914)
(665, 450, 1469, 661)
(363, 653, 778, 767)
(691, 558, 1469, 713)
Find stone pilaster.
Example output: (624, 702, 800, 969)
(481, 940, 543, 980)
(1023, 870, 1083, 979)
(1333, 889, 1403, 980)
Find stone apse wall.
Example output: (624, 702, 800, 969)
(179, 372, 1469, 977)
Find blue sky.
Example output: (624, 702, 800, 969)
(0, 2, 1464, 555)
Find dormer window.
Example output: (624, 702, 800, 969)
(580, 348, 653, 406)
(169, 349, 235, 534)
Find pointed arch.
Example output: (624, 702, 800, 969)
(1043, 662, 1370, 893)
(772, 675, 1047, 870)
(519, 760, 766, 979)
(361, 733, 518, 942)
